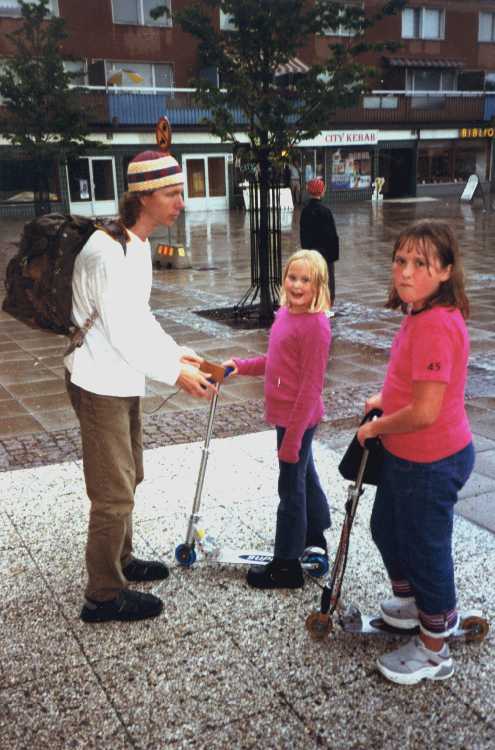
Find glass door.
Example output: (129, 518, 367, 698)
(67, 157, 118, 217)
(183, 154, 228, 211)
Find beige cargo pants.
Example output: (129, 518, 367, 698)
(65, 371, 143, 601)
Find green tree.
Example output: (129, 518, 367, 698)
(153, 0, 405, 322)
(0, 0, 94, 215)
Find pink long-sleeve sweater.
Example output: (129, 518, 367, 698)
(234, 307, 331, 463)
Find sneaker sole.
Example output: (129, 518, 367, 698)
(376, 659, 454, 686)
(380, 611, 420, 630)
(80, 603, 164, 623)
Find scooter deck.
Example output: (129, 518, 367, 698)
(339, 606, 489, 642)
(214, 547, 325, 573)
(215, 548, 273, 566)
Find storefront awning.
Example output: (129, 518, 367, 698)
(386, 57, 465, 69)
(274, 57, 310, 76)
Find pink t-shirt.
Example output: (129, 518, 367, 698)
(381, 306, 472, 462)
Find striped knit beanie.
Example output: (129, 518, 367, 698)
(127, 150, 184, 192)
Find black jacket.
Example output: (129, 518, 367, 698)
(300, 199, 339, 263)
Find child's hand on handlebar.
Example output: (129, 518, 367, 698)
(365, 391, 383, 414)
(357, 419, 380, 447)
(221, 359, 238, 377)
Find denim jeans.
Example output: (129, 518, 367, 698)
(274, 426, 331, 559)
(65, 372, 143, 601)
(371, 442, 475, 634)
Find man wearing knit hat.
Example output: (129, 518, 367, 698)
(300, 178, 340, 316)
(65, 150, 215, 624)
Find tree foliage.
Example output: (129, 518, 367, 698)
(153, 0, 406, 158)
(0, 0, 94, 211)
(151, 0, 407, 321)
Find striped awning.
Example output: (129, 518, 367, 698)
(386, 57, 464, 69)
(274, 57, 310, 77)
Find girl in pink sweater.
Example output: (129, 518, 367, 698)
(224, 250, 332, 589)
(358, 220, 473, 686)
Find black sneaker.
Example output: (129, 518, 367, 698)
(122, 557, 169, 582)
(80, 589, 164, 623)
(246, 558, 304, 590)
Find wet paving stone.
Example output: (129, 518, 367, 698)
(0, 200, 493, 483)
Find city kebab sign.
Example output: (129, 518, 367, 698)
(299, 130, 379, 147)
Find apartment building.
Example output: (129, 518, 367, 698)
(0, 0, 494, 216)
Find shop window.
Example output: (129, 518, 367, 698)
(479, 12, 495, 42)
(112, 0, 171, 27)
(299, 149, 325, 185)
(418, 142, 489, 185)
(0, 159, 60, 203)
(105, 61, 173, 89)
(402, 7, 444, 40)
(454, 143, 489, 182)
(331, 150, 371, 189)
(0, 0, 58, 15)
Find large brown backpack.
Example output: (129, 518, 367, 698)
(2, 213, 127, 336)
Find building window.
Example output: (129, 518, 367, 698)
(331, 150, 372, 189)
(105, 61, 174, 88)
(112, 0, 171, 27)
(407, 69, 456, 92)
(302, 149, 325, 184)
(402, 7, 444, 40)
(0, 0, 58, 15)
(64, 60, 87, 86)
(485, 72, 495, 91)
(219, 9, 236, 30)
(417, 140, 489, 184)
(0, 159, 60, 203)
(479, 12, 495, 42)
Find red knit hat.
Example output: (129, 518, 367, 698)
(127, 150, 184, 192)
(306, 178, 325, 196)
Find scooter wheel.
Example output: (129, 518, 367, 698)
(175, 544, 196, 567)
(461, 616, 490, 643)
(306, 611, 332, 640)
(305, 554, 330, 578)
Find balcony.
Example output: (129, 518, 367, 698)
(76, 87, 491, 130)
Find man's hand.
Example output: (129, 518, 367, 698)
(176, 364, 216, 399)
(180, 354, 203, 368)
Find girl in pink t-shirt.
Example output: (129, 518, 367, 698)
(224, 250, 332, 590)
(358, 219, 474, 686)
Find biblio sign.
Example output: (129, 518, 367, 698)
(460, 127, 495, 139)
(299, 130, 379, 147)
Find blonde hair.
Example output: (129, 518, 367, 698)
(280, 249, 330, 312)
(386, 219, 469, 319)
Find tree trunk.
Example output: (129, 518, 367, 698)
(258, 149, 273, 325)
(33, 160, 52, 217)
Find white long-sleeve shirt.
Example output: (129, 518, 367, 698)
(65, 229, 188, 397)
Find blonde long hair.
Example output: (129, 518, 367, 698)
(279, 249, 330, 312)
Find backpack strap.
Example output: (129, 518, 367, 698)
(65, 221, 129, 355)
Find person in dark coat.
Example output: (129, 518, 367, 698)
(300, 178, 339, 315)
